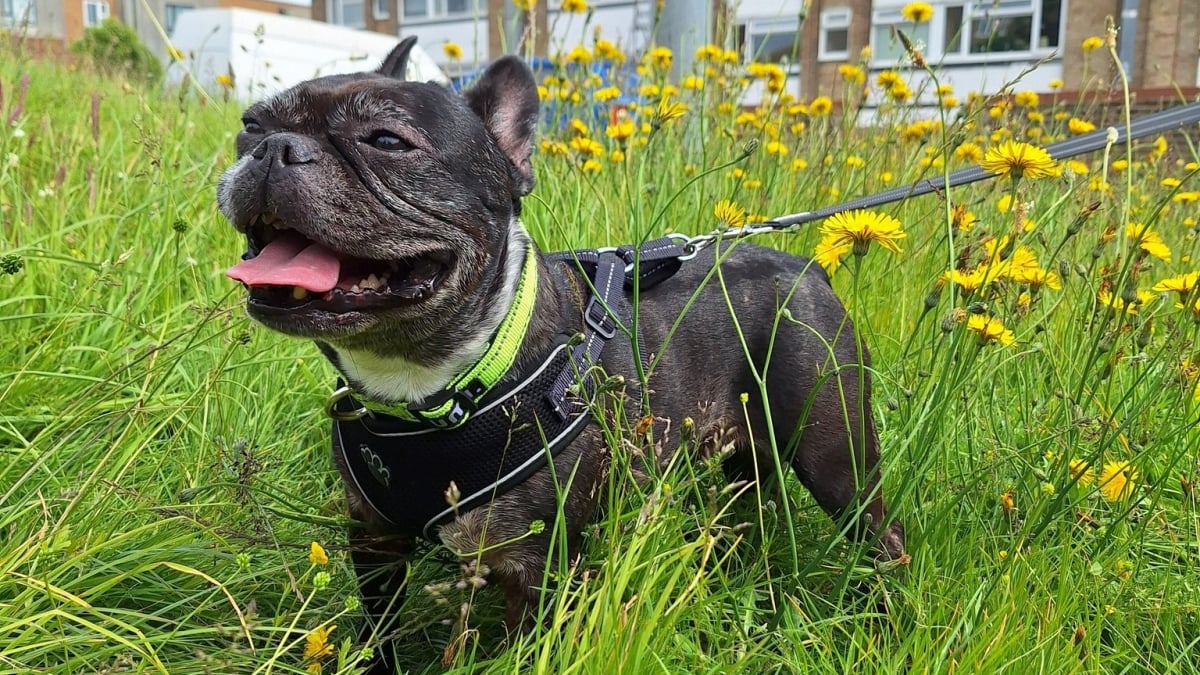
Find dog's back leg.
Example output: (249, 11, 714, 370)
(349, 527, 414, 674)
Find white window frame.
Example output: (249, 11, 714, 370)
(740, 18, 802, 70)
(330, 0, 366, 28)
(164, 3, 193, 35)
(83, 0, 109, 27)
(870, 0, 1063, 66)
(402, 0, 479, 21)
(818, 8, 852, 62)
(373, 0, 389, 20)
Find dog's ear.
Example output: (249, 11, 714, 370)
(377, 36, 419, 80)
(464, 56, 540, 196)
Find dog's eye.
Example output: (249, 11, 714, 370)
(242, 119, 264, 134)
(366, 131, 410, 151)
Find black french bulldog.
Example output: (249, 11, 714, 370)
(218, 37, 904, 671)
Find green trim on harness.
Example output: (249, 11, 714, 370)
(362, 244, 540, 428)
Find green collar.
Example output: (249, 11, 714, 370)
(361, 244, 539, 428)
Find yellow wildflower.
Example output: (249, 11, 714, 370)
(1069, 459, 1095, 486)
(308, 542, 328, 566)
(1068, 117, 1096, 135)
(980, 140, 1059, 180)
(1082, 36, 1103, 52)
(809, 96, 833, 116)
(442, 41, 463, 60)
(1152, 272, 1198, 295)
(303, 624, 336, 674)
(714, 199, 746, 228)
(901, 2, 934, 23)
(562, 0, 587, 12)
(1126, 223, 1171, 262)
(966, 314, 1016, 346)
(1097, 461, 1137, 502)
(819, 210, 906, 258)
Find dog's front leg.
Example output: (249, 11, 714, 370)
(348, 526, 413, 674)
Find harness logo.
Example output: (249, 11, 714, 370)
(359, 444, 391, 487)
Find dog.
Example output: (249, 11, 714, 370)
(218, 37, 904, 671)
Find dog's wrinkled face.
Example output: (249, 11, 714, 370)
(218, 42, 539, 345)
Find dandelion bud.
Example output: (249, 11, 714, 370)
(0, 253, 23, 275)
(941, 307, 967, 332)
(1097, 334, 1114, 353)
(1058, 259, 1071, 280)
(924, 288, 942, 310)
(886, 397, 899, 411)
(1074, 262, 1088, 278)
(967, 301, 988, 315)
(1136, 326, 1151, 348)
(345, 595, 361, 612)
(741, 138, 760, 158)
(1120, 284, 1139, 306)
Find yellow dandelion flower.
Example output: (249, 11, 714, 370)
(819, 210, 907, 259)
(605, 119, 635, 142)
(714, 199, 746, 228)
(308, 542, 328, 566)
(1082, 36, 1103, 52)
(791, 158, 809, 171)
(1173, 191, 1200, 204)
(1162, 177, 1182, 188)
(766, 140, 788, 156)
(876, 70, 901, 89)
(562, 0, 588, 12)
(1177, 298, 1200, 321)
(581, 158, 602, 173)
(681, 75, 704, 91)
(955, 142, 984, 162)
(1152, 272, 1198, 295)
(1049, 78, 1064, 89)
(565, 44, 591, 64)
(648, 45, 673, 70)
(1097, 461, 1137, 502)
(568, 136, 603, 156)
(1097, 288, 1155, 314)
(966, 314, 1016, 346)
(1111, 159, 1129, 172)
(838, 64, 866, 85)
(167, 45, 185, 62)
(1126, 223, 1171, 262)
(1014, 90, 1039, 108)
(539, 139, 568, 156)
(513, 0, 535, 10)
(901, 2, 934, 23)
(215, 73, 234, 88)
(809, 96, 833, 116)
(652, 98, 688, 126)
(610, 149, 625, 163)
(814, 236, 854, 274)
(997, 194, 1013, 213)
(1069, 459, 1095, 486)
(303, 624, 336, 674)
(593, 85, 621, 103)
(595, 38, 622, 62)
(1065, 159, 1090, 175)
(979, 140, 1059, 180)
(1068, 117, 1096, 135)
(442, 41, 464, 60)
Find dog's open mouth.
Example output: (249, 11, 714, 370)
(226, 214, 451, 313)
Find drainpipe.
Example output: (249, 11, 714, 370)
(1118, 0, 1138, 82)
(659, 0, 712, 80)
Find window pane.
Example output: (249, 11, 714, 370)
(873, 22, 929, 62)
(969, 13, 1032, 53)
(825, 28, 848, 54)
(943, 5, 964, 54)
(446, 0, 470, 14)
(342, 0, 364, 25)
(750, 30, 799, 63)
(402, 0, 425, 17)
(1039, 0, 1061, 48)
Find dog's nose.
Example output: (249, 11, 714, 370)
(251, 132, 319, 165)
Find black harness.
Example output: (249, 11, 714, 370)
(330, 238, 686, 539)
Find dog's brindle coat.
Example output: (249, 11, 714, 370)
(218, 38, 904, 670)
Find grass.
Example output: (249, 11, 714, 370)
(3, 29, 1200, 675)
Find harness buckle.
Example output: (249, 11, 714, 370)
(327, 385, 369, 421)
(584, 295, 618, 339)
(408, 385, 481, 428)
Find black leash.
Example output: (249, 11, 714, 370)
(679, 101, 1200, 257)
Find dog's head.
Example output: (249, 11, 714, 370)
(218, 37, 539, 346)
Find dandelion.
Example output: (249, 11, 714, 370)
(1065, 159, 1090, 175)
(814, 237, 854, 274)
(765, 140, 788, 157)
(1173, 191, 1200, 204)
(303, 624, 336, 674)
(1097, 461, 1137, 502)
(1082, 36, 1104, 52)
(818, 210, 907, 261)
(1152, 272, 1198, 295)
(593, 85, 621, 102)
(791, 158, 809, 172)
(966, 314, 1015, 346)
(901, 2, 934, 23)
(1014, 90, 1039, 108)
(979, 140, 1059, 180)
(838, 64, 866, 85)
(1049, 78, 1064, 89)
(582, 158, 602, 173)
(309, 542, 328, 566)
(442, 41, 463, 60)
(1162, 177, 1182, 188)
(681, 75, 704, 91)
(648, 46, 673, 70)
(809, 96, 833, 116)
(1126, 223, 1171, 262)
(955, 142, 984, 162)
(876, 70, 901, 89)
(652, 98, 688, 127)
(565, 44, 591, 65)
(215, 73, 234, 88)
(1097, 288, 1155, 314)
(714, 199, 746, 228)
(595, 38, 623, 62)
(1069, 459, 1095, 486)
(605, 119, 635, 142)
(1068, 117, 1096, 135)
(562, 0, 588, 12)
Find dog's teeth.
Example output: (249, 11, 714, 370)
(350, 284, 362, 294)
(361, 273, 383, 290)
(292, 286, 308, 300)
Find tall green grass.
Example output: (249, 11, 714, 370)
(2, 32, 1199, 674)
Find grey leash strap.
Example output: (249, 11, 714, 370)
(767, 100, 1200, 229)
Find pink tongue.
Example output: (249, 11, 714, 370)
(226, 231, 342, 293)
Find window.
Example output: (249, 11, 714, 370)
(83, 0, 109, 27)
(872, 0, 1062, 64)
(738, 19, 801, 65)
(1, 0, 37, 25)
(164, 3, 193, 34)
(818, 8, 851, 62)
(330, 0, 365, 27)
(373, 0, 389, 19)
(402, 0, 478, 20)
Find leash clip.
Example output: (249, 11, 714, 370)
(327, 385, 369, 421)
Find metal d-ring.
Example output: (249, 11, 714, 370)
(327, 385, 368, 421)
